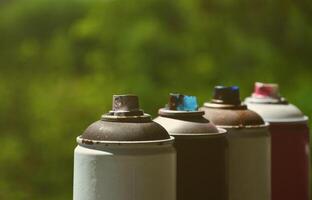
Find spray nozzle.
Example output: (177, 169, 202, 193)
(252, 82, 280, 99)
(167, 93, 198, 111)
(211, 86, 241, 105)
(110, 95, 144, 116)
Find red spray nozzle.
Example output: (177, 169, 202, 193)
(252, 82, 280, 99)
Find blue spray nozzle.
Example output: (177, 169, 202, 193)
(231, 86, 239, 91)
(176, 96, 198, 111)
(168, 94, 198, 111)
(215, 85, 239, 91)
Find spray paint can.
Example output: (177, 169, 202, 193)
(245, 82, 310, 200)
(200, 86, 270, 200)
(73, 95, 176, 200)
(154, 94, 228, 200)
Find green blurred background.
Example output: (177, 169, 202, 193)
(0, 0, 311, 199)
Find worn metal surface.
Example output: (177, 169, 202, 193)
(81, 120, 170, 141)
(200, 86, 271, 200)
(200, 104, 265, 127)
(81, 95, 170, 141)
(154, 94, 228, 200)
(245, 82, 310, 200)
(74, 95, 176, 200)
(201, 86, 265, 127)
(111, 95, 144, 116)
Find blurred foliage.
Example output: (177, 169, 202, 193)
(0, 0, 311, 199)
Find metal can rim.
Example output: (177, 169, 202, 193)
(216, 122, 270, 129)
(265, 116, 309, 124)
(168, 127, 227, 136)
(76, 136, 175, 146)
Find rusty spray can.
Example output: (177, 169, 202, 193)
(200, 86, 270, 200)
(245, 82, 310, 200)
(73, 95, 176, 200)
(154, 93, 228, 200)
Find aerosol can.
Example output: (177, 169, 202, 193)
(73, 95, 176, 200)
(200, 86, 270, 200)
(245, 82, 310, 200)
(154, 94, 228, 200)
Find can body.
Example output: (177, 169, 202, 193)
(73, 140, 176, 200)
(225, 126, 271, 200)
(200, 85, 272, 200)
(155, 94, 228, 200)
(173, 133, 228, 200)
(269, 122, 310, 200)
(246, 98, 310, 200)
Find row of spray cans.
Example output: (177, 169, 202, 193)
(73, 82, 310, 200)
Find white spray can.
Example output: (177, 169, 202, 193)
(73, 95, 176, 200)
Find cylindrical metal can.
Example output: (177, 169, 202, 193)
(73, 95, 176, 200)
(245, 82, 310, 200)
(154, 94, 228, 200)
(200, 86, 271, 200)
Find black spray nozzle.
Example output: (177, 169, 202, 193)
(211, 86, 241, 105)
(110, 95, 144, 116)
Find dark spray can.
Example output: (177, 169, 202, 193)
(154, 93, 228, 200)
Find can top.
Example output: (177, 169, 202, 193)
(167, 93, 198, 111)
(245, 82, 308, 123)
(159, 93, 203, 116)
(158, 93, 204, 117)
(80, 95, 170, 142)
(200, 86, 265, 127)
(110, 95, 144, 116)
(155, 93, 220, 134)
(212, 86, 241, 105)
(253, 82, 280, 99)
(246, 82, 287, 104)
